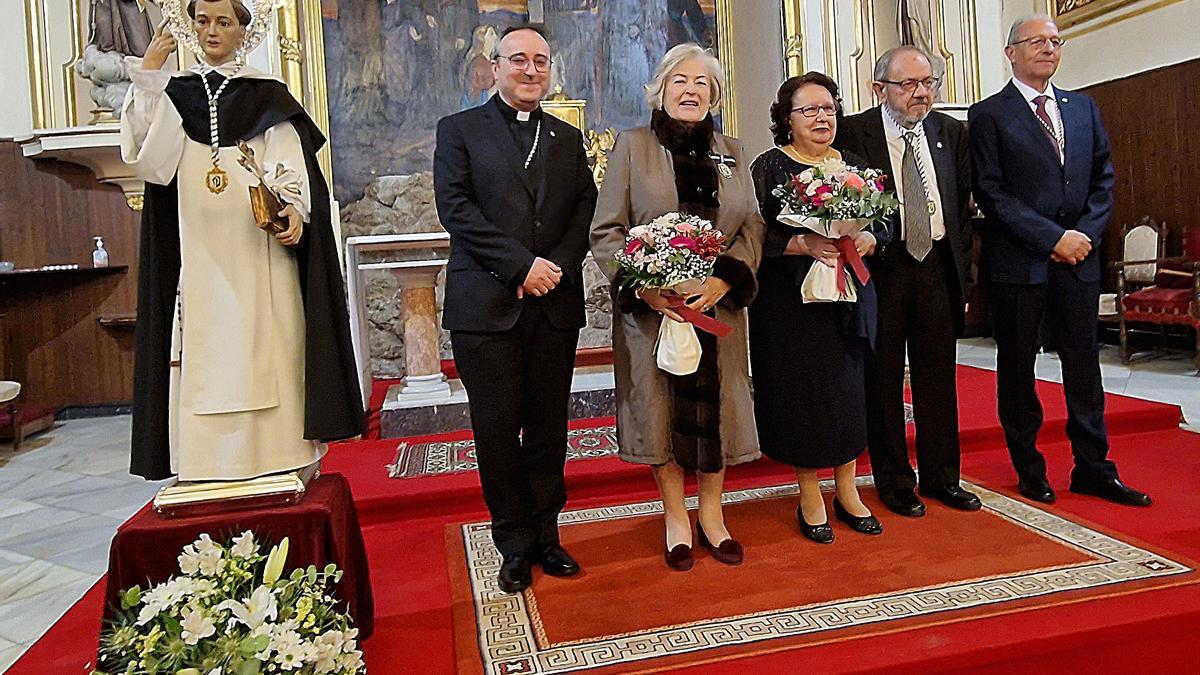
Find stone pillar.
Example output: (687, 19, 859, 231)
(390, 262, 451, 405)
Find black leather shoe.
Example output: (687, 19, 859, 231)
(796, 504, 834, 544)
(538, 544, 580, 577)
(922, 484, 983, 511)
(497, 554, 532, 593)
(833, 498, 883, 535)
(664, 543, 694, 571)
(879, 488, 926, 518)
(1017, 476, 1056, 504)
(1069, 478, 1152, 507)
(697, 522, 744, 566)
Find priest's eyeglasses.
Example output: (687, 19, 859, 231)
(791, 104, 840, 118)
(497, 54, 553, 72)
(1010, 36, 1066, 50)
(877, 77, 941, 92)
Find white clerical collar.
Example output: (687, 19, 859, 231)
(499, 93, 539, 121)
(1012, 76, 1056, 104)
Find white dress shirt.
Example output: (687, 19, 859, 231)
(881, 105, 945, 241)
(1011, 76, 1064, 162)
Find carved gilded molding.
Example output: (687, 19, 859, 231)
(782, 0, 806, 77)
(715, 0, 737, 137)
(1052, 0, 1141, 29)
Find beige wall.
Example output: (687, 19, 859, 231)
(0, 0, 33, 138)
(1055, 0, 1200, 89)
(985, 0, 1200, 93)
(727, 1, 785, 160)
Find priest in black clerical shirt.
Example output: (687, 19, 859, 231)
(433, 25, 597, 594)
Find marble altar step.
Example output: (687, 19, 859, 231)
(379, 365, 615, 438)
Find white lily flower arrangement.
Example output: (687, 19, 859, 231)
(95, 531, 365, 675)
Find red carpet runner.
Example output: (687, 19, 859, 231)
(9, 366, 1200, 674)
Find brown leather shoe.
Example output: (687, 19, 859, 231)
(696, 522, 744, 566)
(664, 543, 694, 571)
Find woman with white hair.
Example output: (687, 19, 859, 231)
(591, 43, 764, 571)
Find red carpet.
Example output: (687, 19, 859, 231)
(446, 480, 1196, 675)
(9, 366, 1200, 674)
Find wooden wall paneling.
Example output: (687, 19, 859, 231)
(0, 141, 140, 409)
(1082, 58, 1200, 287)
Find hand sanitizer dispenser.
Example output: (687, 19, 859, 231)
(92, 236, 109, 268)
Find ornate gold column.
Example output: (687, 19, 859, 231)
(782, 0, 807, 76)
(715, 0, 737, 136)
(276, 0, 334, 187)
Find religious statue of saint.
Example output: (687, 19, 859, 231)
(120, 0, 365, 482)
(88, 0, 161, 57)
(897, 0, 946, 99)
(77, 0, 164, 119)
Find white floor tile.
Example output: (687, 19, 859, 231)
(0, 515, 122, 568)
(0, 575, 94, 644)
(0, 638, 27, 675)
(0, 505, 91, 545)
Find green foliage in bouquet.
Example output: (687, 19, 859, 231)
(95, 532, 364, 675)
(771, 157, 900, 225)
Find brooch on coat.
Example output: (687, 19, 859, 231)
(709, 152, 736, 179)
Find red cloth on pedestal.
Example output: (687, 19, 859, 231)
(103, 473, 374, 638)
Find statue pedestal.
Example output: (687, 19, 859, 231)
(152, 462, 320, 518)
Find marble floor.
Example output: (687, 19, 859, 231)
(0, 339, 1197, 671)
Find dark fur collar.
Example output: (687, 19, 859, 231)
(651, 108, 719, 210)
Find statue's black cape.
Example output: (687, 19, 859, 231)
(132, 72, 365, 480)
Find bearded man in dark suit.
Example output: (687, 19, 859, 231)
(836, 46, 981, 517)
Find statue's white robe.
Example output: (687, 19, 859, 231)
(121, 58, 324, 480)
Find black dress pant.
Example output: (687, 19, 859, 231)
(989, 265, 1119, 484)
(450, 301, 580, 559)
(866, 240, 961, 493)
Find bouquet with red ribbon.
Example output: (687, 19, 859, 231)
(772, 157, 899, 303)
(614, 212, 730, 375)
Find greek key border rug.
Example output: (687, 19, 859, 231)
(391, 406, 915, 478)
(451, 477, 1193, 675)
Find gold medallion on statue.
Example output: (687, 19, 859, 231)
(206, 166, 229, 194)
(927, 200, 937, 215)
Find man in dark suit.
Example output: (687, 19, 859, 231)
(836, 46, 981, 517)
(969, 14, 1150, 507)
(434, 25, 598, 592)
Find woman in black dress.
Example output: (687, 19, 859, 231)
(749, 73, 888, 544)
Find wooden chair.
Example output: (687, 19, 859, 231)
(1101, 216, 1165, 321)
(1112, 218, 1200, 368)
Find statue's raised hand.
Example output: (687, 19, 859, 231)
(143, 19, 177, 71)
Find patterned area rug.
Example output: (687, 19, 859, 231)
(447, 477, 1197, 675)
(388, 424, 620, 478)
(390, 405, 915, 478)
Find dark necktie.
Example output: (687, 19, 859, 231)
(1033, 95, 1062, 161)
(901, 131, 932, 262)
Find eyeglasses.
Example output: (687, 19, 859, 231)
(877, 77, 941, 93)
(497, 54, 553, 73)
(1010, 36, 1066, 50)
(790, 104, 839, 118)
